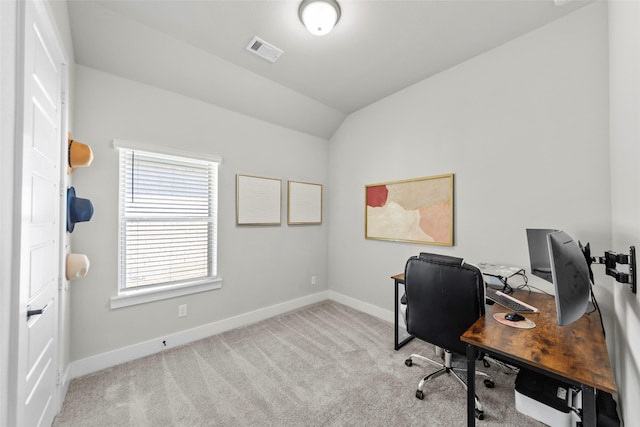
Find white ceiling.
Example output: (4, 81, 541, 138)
(67, 0, 595, 138)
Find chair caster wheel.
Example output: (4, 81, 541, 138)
(475, 409, 484, 420)
(405, 358, 413, 367)
(415, 390, 424, 400)
(484, 379, 495, 388)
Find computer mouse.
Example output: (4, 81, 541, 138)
(505, 312, 525, 322)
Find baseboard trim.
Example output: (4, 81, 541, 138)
(328, 291, 394, 323)
(69, 290, 330, 379)
(68, 290, 394, 380)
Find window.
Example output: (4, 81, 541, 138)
(111, 140, 221, 308)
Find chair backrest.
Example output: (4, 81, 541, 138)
(404, 254, 485, 355)
(419, 252, 464, 265)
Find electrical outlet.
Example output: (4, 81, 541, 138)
(178, 304, 187, 317)
(311, 275, 317, 285)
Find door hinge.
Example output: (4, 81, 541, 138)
(58, 277, 63, 291)
(56, 369, 62, 386)
(61, 89, 66, 105)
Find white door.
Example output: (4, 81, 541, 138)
(15, 1, 65, 425)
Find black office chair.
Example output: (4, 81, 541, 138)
(403, 253, 494, 420)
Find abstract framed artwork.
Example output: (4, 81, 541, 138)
(365, 173, 454, 246)
(288, 181, 322, 225)
(236, 174, 282, 225)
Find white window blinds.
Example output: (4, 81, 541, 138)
(118, 146, 218, 290)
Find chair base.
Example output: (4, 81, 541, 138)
(405, 348, 494, 420)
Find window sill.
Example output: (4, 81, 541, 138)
(110, 277, 222, 309)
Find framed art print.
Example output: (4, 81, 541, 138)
(236, 174, 282, 225)
(288, 181, 322, 224)
(365, 173, 454, 246)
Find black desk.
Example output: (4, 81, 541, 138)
(461, 290, 616, 427)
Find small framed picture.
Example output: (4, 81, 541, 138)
(236, 174, 282, 225)
(288, 181, 322, 225)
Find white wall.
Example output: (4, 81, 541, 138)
(56, 1, 640, 424)
(69, 65, 329, 361)
(609, 0, 640, 423)
(328, 0, 613, 365)
(329, 2, 609, 308)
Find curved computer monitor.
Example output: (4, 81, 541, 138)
(547, 230, 593, 326)
(526, 228, 557, 282)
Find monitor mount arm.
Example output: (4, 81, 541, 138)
(589, 246, 636, 294)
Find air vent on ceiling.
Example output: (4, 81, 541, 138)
(246, 36, 283, 63)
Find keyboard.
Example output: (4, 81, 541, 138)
(486, 289, 539, 313)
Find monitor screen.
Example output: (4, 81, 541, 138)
(547, 230, 592, 326)
(526, 229, 557, 282)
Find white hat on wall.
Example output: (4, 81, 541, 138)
(66, 253, 90, 281)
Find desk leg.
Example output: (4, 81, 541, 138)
(394, 279, 414, 350)
(582, 385, 596, 427)
(466, 344, 477, 427)
(394, 279, 400, 350)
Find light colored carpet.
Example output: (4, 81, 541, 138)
(53, 300, 544, 426)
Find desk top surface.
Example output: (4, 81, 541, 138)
(461, 290, 616, 394)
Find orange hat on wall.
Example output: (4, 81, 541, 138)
(67, 133, 94, 174)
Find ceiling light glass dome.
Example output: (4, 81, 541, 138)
(299, 0, 341, 36)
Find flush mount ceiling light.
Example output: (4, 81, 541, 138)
(299, 0, 341, 36)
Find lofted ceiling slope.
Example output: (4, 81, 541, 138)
(67, 0, 595, 139)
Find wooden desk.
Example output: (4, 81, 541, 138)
(390, 273, 414, 350)
(461, 290, 616, 427)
